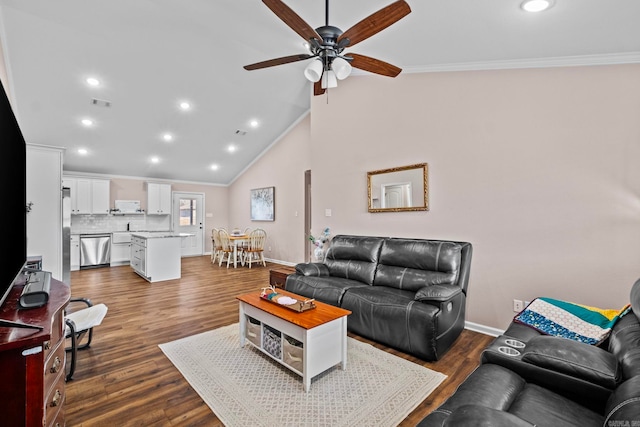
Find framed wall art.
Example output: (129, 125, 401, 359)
(250, 186, 275, 221)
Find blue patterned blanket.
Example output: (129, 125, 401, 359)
(514, 297, 631, 345)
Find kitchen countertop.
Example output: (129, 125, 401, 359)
(131, 232, 194, 239)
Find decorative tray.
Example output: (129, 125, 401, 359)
(260, 286, 316, 312)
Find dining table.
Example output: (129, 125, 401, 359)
(229, 233, 249, 268)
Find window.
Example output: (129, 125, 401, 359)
(179, 198, 197, 226)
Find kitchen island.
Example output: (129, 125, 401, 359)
(130, 232, 181, 282)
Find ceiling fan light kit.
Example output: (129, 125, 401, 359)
(244, 0, 412, 95)
(304, 59, 323, 82)
(321, 70, 338, 89)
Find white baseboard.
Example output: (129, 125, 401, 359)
(465, 321, 504, 337)
(263, 257, 296, 267)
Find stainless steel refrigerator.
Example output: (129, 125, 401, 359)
(62, 187, 71, 285)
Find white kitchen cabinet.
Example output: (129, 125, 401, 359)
(91, 179, 111, 214)
(62, 176, 110, 214)
(130, 233, 180, 282)
(147, 182, 171, 215)
(70, 234, 80, 271)
(111, 232, 132, 265)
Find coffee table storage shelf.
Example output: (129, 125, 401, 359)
(237, 291, 350, 392)
(246, 316, 304, 373)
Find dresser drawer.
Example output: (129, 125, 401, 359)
(44, 374, 65, 427)
(44, 340, 65, 393)
(43, 310, 65, 361)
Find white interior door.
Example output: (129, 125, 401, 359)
(382, 183, 412, 208)
(172, 192, 204, 257)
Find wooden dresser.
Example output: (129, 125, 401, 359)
(269, 266, 296, 289)
(0, 276, 70, 426)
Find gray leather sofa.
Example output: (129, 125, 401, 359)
(285, 235, 473, 361)
(418, 279, 640, 427)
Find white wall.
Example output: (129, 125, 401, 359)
(228, 113, 312, 264)
(230, 63, 640, 330)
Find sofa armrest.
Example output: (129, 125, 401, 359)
(443, 405, 535, 427)
(521, 335, 620, 389)
(414, 284, 462, 302)
(294, 263, 330, 277)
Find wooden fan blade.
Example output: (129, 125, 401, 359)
(263, 0, 322, 42)
(244, 54, 313, 70)
(313, 80, 326, 96)
(349, 53, 402, 77)
(337, 0, 411, 48)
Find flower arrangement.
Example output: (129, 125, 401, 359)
(309, 227, 330, 248)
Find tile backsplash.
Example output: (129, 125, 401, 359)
(71, 214, 171, 234)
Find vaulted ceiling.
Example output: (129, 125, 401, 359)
(1, 0, 639, 184)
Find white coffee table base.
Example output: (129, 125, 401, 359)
(239, 301, 348, 392)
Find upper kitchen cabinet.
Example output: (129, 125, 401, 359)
(147, 182, 171, 215)
(63, 176, 110, 215)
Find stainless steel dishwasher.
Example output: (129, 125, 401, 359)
(80, 234, 111, 269)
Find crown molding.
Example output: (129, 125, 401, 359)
(400, 52, 640, 74)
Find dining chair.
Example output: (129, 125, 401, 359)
(217, 229, 235, 268)
(211, 228, 223, 264)
(65, 297, 108, 381)
(243, 228, 267, 268)
(239, 227, 252, 253)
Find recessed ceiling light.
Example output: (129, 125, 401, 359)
(86, 77, 100, 87)
(227, 145, 237, 153)
(210, 164, 219, 171)
(77, 148, 88, 155)
(162, 133, 173, 142)
(249, 120, 259, 128)
(179, 101, 191, 111)
(81, 118, 94, 127)
(151, 156, 160, 164)
(521, 0, 553, 12)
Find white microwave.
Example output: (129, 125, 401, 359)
(114, 200, 142, 214)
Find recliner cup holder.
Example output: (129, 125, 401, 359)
(498, 346, 521, 356)
(504, 339, 525, 348)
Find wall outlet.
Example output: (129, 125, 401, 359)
(513, 299, 524, 312)
(524, 300, 531, 308)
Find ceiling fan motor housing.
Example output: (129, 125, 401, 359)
(312, 25, 350, 67)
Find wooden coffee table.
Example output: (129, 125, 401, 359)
(237, 289, 351, 392)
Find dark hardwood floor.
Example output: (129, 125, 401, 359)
(65, 256, 495, 426)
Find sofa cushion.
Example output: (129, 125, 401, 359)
(417, 364, 527, 427)
(442, 405, 535, 427)
(295, 262, 330, 277)
(415, 284, 462, 302)
(509, 383, 603, 427)
(607, 310, 640, 380)
(374, 239, 462, 292)
(604, 376, 640, 426)
(323, 235, 384, 285)
(284, 274, 368, 306)
(341, 286, 443, 359)
(521, 335, 620, 389)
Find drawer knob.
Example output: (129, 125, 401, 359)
(43, 341, 51, 350)
(50, 356, 62, 373)
(50, 389, 62, 407)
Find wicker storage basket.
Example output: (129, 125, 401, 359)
(262, 325, 282, 359)
(246, 316, 261, 347)
(283, 336, 303, 372)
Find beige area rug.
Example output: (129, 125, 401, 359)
(159, 323, 446, 427)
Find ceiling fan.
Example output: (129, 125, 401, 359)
(243, 0, 411, 95)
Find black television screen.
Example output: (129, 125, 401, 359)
(0, 78, 27, 309)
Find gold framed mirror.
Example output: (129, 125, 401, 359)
(367, 163, 428, 212)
